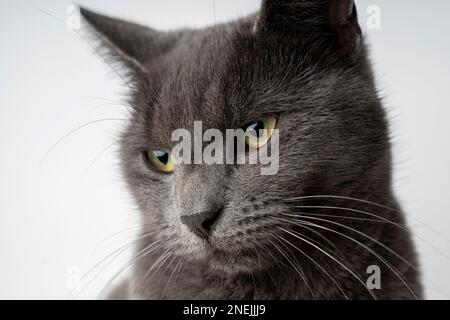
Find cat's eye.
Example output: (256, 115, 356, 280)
(244, 117, 277, 148)
(146, 149, 175, 173)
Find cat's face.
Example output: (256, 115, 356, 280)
(81, 1, 390, 274)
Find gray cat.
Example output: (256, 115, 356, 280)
(80, 0, 422, 299)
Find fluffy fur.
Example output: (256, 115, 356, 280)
(80, 0, 422, 299)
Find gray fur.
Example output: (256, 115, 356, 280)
(80, 0, 422, 300)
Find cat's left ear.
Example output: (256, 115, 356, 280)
(79, 7, 180, 74)
(255, 0, 362, 57)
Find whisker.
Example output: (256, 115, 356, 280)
(273, 234, 349, 300)
(38, 9, 133, 89)
(158, 253, 179, 296)
(258, 238, 287, 268)
(249, 269, 256, 294)
(74, 29, 134, 90)
(281, 213, 417, 271)
(264, 214, 334, 253)
(291, 205, 450, 262)
(212, 0, 217, 26)
(276, 226, 377, 299)
(72, 94, 125, 104)
(277, 216, 418, 299)
(285, 195, 450, 248)
(71, 228, 158, 299)
(292, 205, 406, 229)
(92, 223, 154, 253)
(81, 129, 153, 178)
(139, 247, 174, 293)
(267, 238, 314, 297)
(253, 244, 273, 286)
(294, 212, 387, 224)
(88, 102, 130, 115)
(81, 140, 120, 178)
(284, 195, 398, 211)
(287, 220, 338, 252)
(163, 257, 184, 298)
(171, 258, 186, 298)
(40, 118, 127, 166)
(98, 238, 166, 299)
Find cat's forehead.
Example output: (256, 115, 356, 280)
(138, 25, 363, 147)
(148, 31, 239, 133)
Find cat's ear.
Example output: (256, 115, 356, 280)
(255, 0, 362, 56)
(79, 7, 178, 74)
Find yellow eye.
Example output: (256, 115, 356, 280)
(244, 117, 277, 148)
(147, 149, 175, 173)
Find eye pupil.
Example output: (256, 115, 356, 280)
(244, 117, 277, 149)
(156, 152, 169, 165)
(153, 150, 169, 164)
(147, 149, 174, 173)
(247, 121, 265, 137)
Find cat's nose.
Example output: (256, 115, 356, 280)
(180, 207, 223, 239)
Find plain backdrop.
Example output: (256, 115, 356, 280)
(1, 0, 449, 299)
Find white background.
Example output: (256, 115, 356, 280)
(0, 0, 449, 299)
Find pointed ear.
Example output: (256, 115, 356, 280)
(255, 0, 362, 56)
(79, 7, 179, 74)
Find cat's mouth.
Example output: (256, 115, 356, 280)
(208, 246, 270, 273)
(183, 239, 270, 273)
(178, 223, 273, 273)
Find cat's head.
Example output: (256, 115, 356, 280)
(81, 0, 391, 274)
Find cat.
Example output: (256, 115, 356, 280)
(79, 0, 422, 299)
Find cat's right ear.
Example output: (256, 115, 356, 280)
(254, 0, 362, 58)
(79, 7, 179, 75)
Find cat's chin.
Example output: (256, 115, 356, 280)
(195, 246, 272, 275)
(176, 231, 273, 274)
(208, 256, 263, 274)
